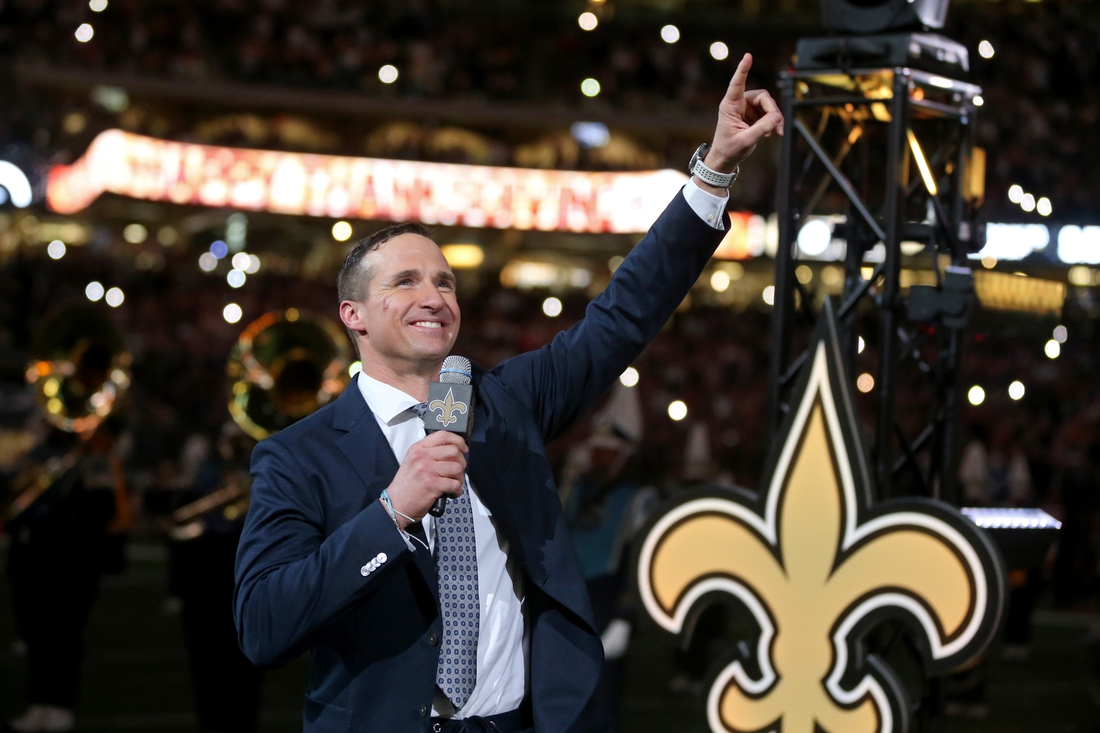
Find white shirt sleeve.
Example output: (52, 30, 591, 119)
(681, 178, 729, 231)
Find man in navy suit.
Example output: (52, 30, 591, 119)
(234, 54, 783, 733)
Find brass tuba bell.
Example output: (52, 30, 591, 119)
(226, 308, 353, 441)
(25, 304, 131, 434)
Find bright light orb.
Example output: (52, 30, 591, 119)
(210, 240, 229, 259)
(1044, 339, 1060, 359)
(542, 297, 563, 317)
(246, 254, 261, 274)
(123, 223, 148, 244)
(105, 287, 124, 307)
(762, 285, 775, 306)
(1008, 381, 1025, 401)
(378, 65, 399, 84)
(710, 42, 729, 60)
(578, 12, 598, 31)
(1020, 193, 1036, 212)
(349, 361, 363, 377)
(332, 221, 353, 242)
(973, 94, 984, 107)
(1036, 197, 1052, 217)
(1007, 185, 1024, 204)
(797, 218, 832, 256)
(223, 303, 243, 324)
(660, 25, 680, 44)
(227, 269, 247, 288)
(978, 40, 995, 59)
(858, 336, 866, 354)
(620, 367, 640, 387)
(75, 23, 94, 42)
(856, 373, 874, 393)
(1053, 325, 1067, 343)
(967, 385, 986, 406)
(581, 78, 601, 97)
(89, 0, 107, 10)
(198, 252, 218, 272)
(710, 270, 731, 292)
(47, 240, 66, 259)
(668, 400, 688, 421)
(232, 252, 251, 270)
(85, 281, 105, 301)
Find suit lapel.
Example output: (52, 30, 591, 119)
(332, 379, 438, 592)
(333, 379, 400, 497)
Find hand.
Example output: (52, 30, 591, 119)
(702, 53, 784, 175)
(384, 431, 467, 529)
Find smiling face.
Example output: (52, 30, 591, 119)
(339, 233, 460, 386)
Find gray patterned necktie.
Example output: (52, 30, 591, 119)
(411, 402, 480, 709)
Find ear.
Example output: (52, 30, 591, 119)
(339, 300, 367, 336)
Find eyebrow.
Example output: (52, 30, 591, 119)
(388, 268, 456, 285)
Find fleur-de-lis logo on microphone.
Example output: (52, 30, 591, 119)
(429, 388, 468, 428)
(635, 305, 1005, 733)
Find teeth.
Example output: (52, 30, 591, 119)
(413, 322, 442, 329)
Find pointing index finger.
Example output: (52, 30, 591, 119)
(725, 53, 753, 103)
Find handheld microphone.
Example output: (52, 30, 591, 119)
(423, 355, 474, 518)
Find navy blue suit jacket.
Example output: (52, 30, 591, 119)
(233, 191, 727, 733)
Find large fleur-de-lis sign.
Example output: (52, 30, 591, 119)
(635, 303, 1006, 733)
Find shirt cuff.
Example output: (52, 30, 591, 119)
(682, 178, 729, 231)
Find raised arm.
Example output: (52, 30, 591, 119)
(493, 53, 782, 443)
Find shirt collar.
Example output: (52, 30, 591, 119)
(356, 371, 422, 426)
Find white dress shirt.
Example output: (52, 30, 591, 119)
(682, 177, 730, 231)
(357, 373, 528, 719)
(354, 183, 724, 718)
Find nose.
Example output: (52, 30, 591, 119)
(417, 281, 446, 310)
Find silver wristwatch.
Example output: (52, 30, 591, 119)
(689, 143, 739, 188)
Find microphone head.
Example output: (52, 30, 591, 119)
(439, 355, 472, 385)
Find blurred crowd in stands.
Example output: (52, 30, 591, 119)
(2, 0, 1099, 219)
(2, 241, 1099, 605)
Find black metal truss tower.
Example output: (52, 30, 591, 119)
(768, 64, 984, 508)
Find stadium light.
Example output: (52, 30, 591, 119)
(85, 281, 104, 301)
(75, 24, 94, 42)
(378, 65, 398, 84)
(668, 400, 688, 421)
(1020, 194, 1036, 212)
(89, 0, 107, 10)
(1044, 339, 1060, 359)
(1008, 185, 1023, 204)
(223, 303, 243, 324)
(620, 367, 640, 387)
(660, 25, 680, 43)
(978, 40, 994, 58)
(857, 373, 874, 393)
(578, 12, 598, 31)
(710, 42, 729, 61)
(1008, 381, 1025, 401)
(580, 78, 601, 97)
(967, 385, 985, 406)
(1037, 197, 1052, 217)
(542, 297, 563, 317)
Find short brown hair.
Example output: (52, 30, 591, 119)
(337, 222, 433, 303)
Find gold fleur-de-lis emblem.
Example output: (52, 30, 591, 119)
(429, 388, 468, 428)
(636, 309, 1005, 733)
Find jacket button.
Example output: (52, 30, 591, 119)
(428, 634, 439, 646)
(419, 705, 428, 717)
